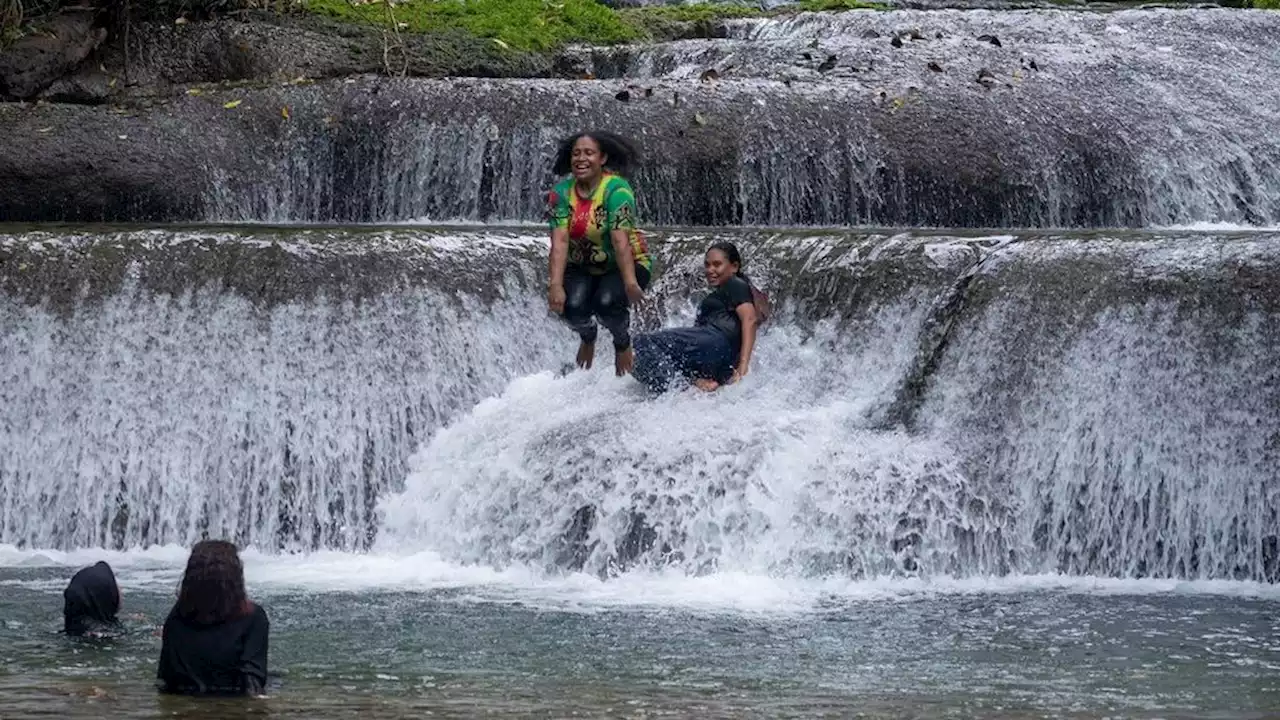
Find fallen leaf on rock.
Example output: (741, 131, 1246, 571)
(224, 100, 242, 109)
(282, 106, 290, 119)
(186, 88, 202, 96)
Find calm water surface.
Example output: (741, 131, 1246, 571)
(2, 564, 1278, 719)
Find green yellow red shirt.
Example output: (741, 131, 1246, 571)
(546, 173, 652, 275)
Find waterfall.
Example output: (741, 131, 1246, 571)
(3, 227, 1276, 581)
(0, 229, 560, 551)
(187, 10, 1280, 228)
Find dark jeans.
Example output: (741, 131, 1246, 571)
(632, 326, 735, 393)
(562, 263, 651, 351)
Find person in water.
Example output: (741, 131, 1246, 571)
(632, 242, 762, 393)
(157, 540, 269, 697)
(63, 561, 122, 637)
(546, 130, 653, 376)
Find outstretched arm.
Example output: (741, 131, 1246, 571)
(732, 302, 758, 382)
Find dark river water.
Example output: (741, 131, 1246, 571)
(2, 557, 1277, 719)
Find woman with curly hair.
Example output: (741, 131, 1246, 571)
(157, 540, 269, 696)
(545, 130, 652, 376)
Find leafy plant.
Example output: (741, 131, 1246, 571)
(303, 0, 887, 52)
(305, 0, 640, 52)
(1, 0, 23, 45)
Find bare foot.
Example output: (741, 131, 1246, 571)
(693, 378, 720, 392)
(576, 341, 595, 369)
(615, 346, 634, 376)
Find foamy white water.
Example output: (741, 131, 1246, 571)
(375, 307, 981, 581)
(2, 228, 1277, 593)
(4, 544, 1279, 617)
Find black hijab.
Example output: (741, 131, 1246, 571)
(63, 561, 121, 636)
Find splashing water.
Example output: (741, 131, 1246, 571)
(377, 313, 1005, 581)
(1, 228, 1277, 586)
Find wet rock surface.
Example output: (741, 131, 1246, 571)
(2, 8, 1278, 227)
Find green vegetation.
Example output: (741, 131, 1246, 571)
(618, 4, 763, 24)
(302, 0, 885, 53)
(1255, 0, 1279, 8)
(305, 0, 641, 51)
(2, 0, 24, 46)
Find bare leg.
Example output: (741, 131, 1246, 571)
(614, 346, 634, 376)
(576, 340, 596, 369)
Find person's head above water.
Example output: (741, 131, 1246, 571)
(176, 540, 250, 625)
(553, 131, 638, 186)
(63, 561, 121, 636)
(705, 242, 744, 287)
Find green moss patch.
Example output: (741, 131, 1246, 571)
(302, 0, 886, 52)
(305, 0, 641, 51)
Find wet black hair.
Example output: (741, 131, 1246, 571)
(176, 540, 251, 625)
(553, 131, 639, 177)
(707, 241, 749, 283)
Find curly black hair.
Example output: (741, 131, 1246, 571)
(552, 130, 639, 177)
(175, 540, 250, 625)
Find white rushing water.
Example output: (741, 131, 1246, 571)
(193, 10, 1280, 228)
(1, 229, 1277, 595)
(4, 542, 1280, 616)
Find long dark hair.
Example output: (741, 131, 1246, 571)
(552, 130, 639, 177)
(175, 540, 251, 625)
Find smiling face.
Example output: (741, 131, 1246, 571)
(570, 135, 607, 185)
(704, 248, 739, 287)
